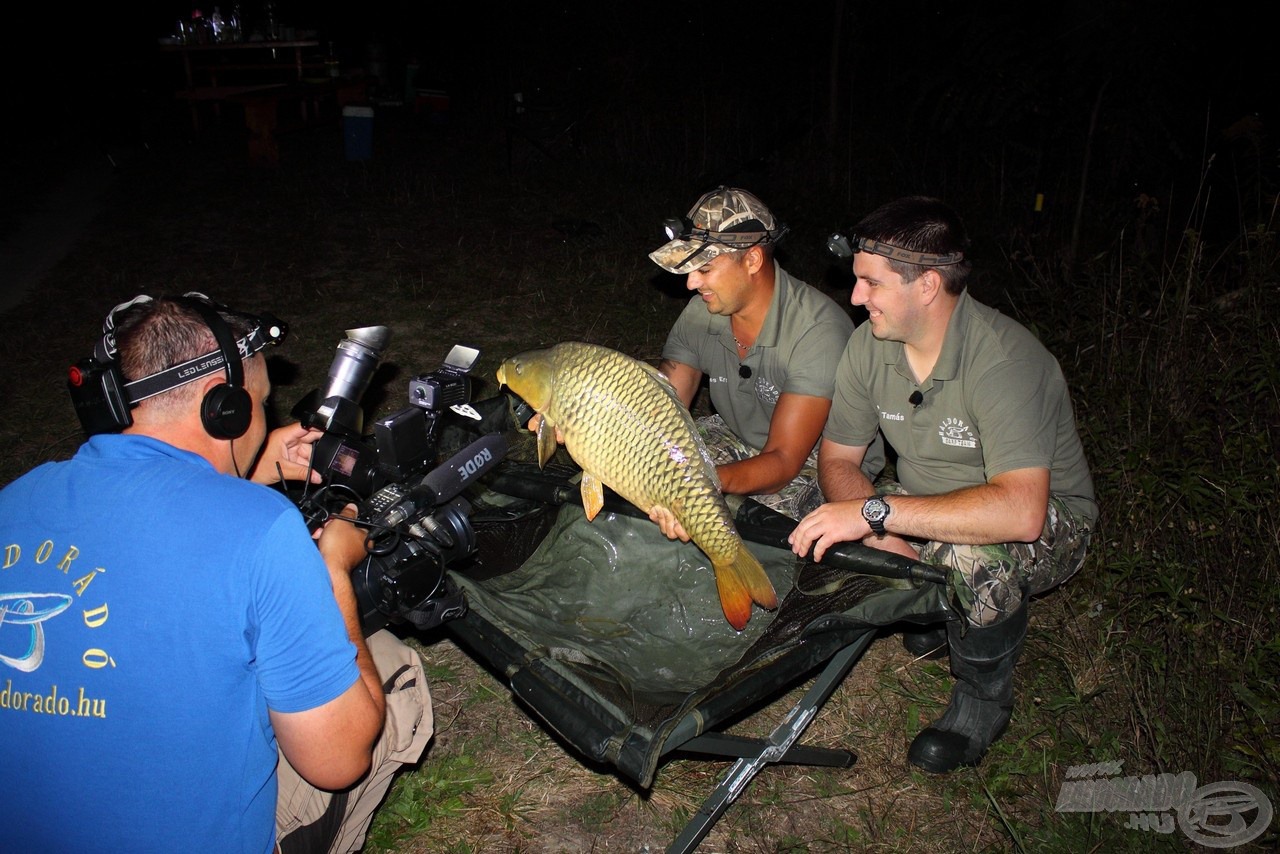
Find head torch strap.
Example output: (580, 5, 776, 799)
(121, 320, 286, 404)
(689, 228, 774, 247)
(851, 235, 965, 266)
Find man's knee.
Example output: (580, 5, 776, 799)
(366, 630, 434, 763)
(277, 632, 434, 854)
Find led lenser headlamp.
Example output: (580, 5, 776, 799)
(827, 233, 965, 267)
(67, 293, 288, 435)
(113, 312, 287, 404)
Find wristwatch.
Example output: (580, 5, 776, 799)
(862, 496, 891, 537)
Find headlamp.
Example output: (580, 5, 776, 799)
(661, 216, 690, 241)
(827, 233, 965, 266)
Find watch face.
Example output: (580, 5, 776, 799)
(863, 497, 889, 536)
(863, 497, 888, 522)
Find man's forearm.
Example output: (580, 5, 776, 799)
(880, 482, 1047, 545)
(718, 450, 799, 496)
(325, 559, 388, 724)
(818, 457, 876, 503)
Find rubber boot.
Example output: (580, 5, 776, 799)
(907, 595, 1028, 773)
(901, 625, 949, 660)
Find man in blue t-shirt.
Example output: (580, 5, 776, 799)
(0, 295, 431, 852)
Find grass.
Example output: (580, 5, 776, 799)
(2, 92, 1277, 852)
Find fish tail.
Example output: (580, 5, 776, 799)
(735, 546, 779, 611)
(712, 545, 778, 630)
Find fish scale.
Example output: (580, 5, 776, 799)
(560, 347, 732, 555)
(496, 341, 778, 629)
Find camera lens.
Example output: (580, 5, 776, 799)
(324, 326, 391, 404)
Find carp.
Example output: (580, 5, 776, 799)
(496, 341, 778, 630)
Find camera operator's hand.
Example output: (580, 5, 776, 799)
(250, 423, 324, 486)
(316, 504, 370, 574)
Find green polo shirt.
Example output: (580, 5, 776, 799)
(663, 262, 854, 451)
(825, 290, 1097, 526)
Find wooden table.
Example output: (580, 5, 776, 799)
(161, 40, 320, 92)
(161, 39, 368, 165)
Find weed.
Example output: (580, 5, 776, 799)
(567, 790, 620, 833)
(364, 753, 492, 852)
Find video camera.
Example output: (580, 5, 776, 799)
(290, 327, 505, 635)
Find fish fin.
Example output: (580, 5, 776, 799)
(580, 472, 605, 521)
(736, 546, 779, 611)
(711, 558, 753, 631)
(535, 416, 557, 468)
(711, 545, 777, 630)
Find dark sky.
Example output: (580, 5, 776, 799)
(23, 2, 1270, 107)
(7, 1, 1272, 235)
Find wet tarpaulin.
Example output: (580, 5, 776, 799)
(449, 493, 952, 790)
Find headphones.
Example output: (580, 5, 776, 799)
(182, 297, 253, 440)
(67, 292, 287, 438)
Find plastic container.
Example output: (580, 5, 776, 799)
(342, 106, 374, 161)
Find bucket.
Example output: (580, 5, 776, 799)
(342, 106, 374, 161)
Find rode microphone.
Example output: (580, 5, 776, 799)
(909, 391, 924, 407)
(416, 432, 507, 505)
(373, 433, 508, 529)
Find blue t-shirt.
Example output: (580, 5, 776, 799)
(0, 434, 359, 853)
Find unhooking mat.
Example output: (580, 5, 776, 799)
(448, 488, 953, 788)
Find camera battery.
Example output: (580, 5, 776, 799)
(373, 407, 432, 480)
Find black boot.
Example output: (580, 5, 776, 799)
(901, 624, 949, 660)
(907, 596, 1028, 773)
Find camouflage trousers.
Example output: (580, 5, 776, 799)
(878, 481, 1092, 627)
(695, 414, 824, 521)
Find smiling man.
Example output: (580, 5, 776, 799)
(649, 186, 880, 521)
(789, 196, 1098, 773)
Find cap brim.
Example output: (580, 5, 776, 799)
(648, 239, 735, 275)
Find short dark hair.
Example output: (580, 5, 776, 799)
(854, 196, 972, 295)
(114, 297, 256, 417)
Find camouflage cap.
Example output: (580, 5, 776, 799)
(649, 187, 780, 275)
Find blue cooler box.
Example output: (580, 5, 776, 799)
(343, 106, 374, 161)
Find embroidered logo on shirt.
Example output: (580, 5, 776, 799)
(754, 376, 780, 405)
(1, 592, 72, 672)
(938, 417, 977, 449)
(879, 406, 906, 422)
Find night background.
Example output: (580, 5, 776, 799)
(9, 1, 1272, 236)
(2, 1, 1276, 851)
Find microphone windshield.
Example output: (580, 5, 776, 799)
(416, 433, 507, 505)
